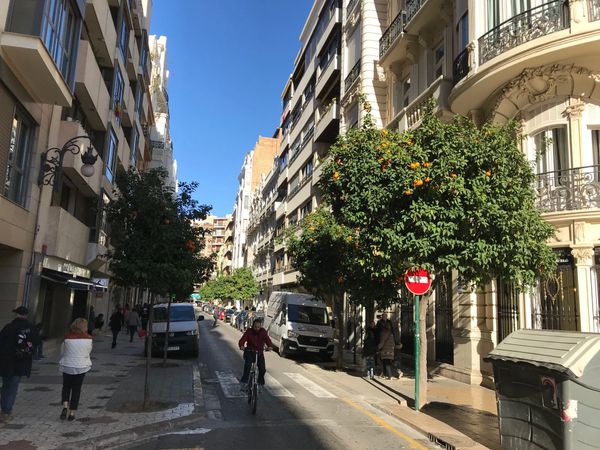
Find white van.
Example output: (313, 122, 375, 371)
(264, 292, 334, 360)
(147, 303, 204, 357)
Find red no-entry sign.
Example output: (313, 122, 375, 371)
(404, 268, 432, 295)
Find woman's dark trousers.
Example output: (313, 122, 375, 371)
(62, 373, 86, 410)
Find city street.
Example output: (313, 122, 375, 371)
(127, 314, 437, 450)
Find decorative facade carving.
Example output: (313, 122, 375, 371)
(491, 64, 600, 119)
(571, 247, 594, 265)
(563, 98, 586, 119)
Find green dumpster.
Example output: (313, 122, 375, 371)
(485, 329, 600, 450)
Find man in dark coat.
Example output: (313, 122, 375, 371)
(109, 308, 124, 349)
(0, 306, 38, 422)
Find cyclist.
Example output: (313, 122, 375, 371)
(239, 318, 272, 390)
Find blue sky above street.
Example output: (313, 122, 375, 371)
(150, 1, 313, 216)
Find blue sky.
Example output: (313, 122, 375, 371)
(150, 1, 313, 216)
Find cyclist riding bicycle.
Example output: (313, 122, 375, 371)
(239, 318, 272, 390)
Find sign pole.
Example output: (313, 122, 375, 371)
(414, 294, 421, 412)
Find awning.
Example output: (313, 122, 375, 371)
(41, 269, 108, 292)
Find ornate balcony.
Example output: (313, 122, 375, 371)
(535, 166, 600, 213)
(344, 59, 361, 92)
(379, 11, 405, 59)
(453, 47, 470, 84)
(478, 0, 569, 66)
(405, 0, 422, 23)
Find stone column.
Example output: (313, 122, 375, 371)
(571, 246, 595, 332)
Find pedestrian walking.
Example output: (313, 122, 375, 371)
(123, 305, 130, 327)
(126, 308, 141, 342)
(378, 320, 395, 379)
(0, 306, 39, 423)
(88, 306, 96, 335)
(391, 316, 403, 378)
(213, 307, 219, 327)
(109, 308, 123, 349)
(362, 321, 378, 379)
(59, 318, 92, 421)
(33, 322, 45, 360)
(94, 313, 105, 331)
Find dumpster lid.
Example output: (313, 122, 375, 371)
(486, 329, 600, 378)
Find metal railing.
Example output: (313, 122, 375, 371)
(405, 0, 423, 24)
(347, 0, 358, 15)
(453, 47, 470, 84)
(317, 100, 337, 124)
(590, 0, 600, 21)
(379, 10, 406, 58)
(344, 59, 361, 91)
(535, 166, 600, 213)
(479, 0, 569, 65)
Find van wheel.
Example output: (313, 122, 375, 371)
(279, 341, 288, 358)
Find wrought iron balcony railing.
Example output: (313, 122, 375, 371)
(379, 11, 406, 59)
(590, 0, 600, 21)
(535, 166, 600, 213)
(479, 0, 569, 65)
(453, 47, 470, 84)
(344, 58, 361, 91)
(405, 0, 423, 24)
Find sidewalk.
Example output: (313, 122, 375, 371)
(305, 349, 502, 450)
(0, 330, 201, 450)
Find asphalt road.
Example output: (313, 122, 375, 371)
(126, 315, 438, 450)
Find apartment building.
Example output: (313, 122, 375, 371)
(216, 218, 233, 277)
(0, 0, 154, 337)
(148, 34, 177, 191)
(373, 0, 600, 386)
(231, 136, 279, 269)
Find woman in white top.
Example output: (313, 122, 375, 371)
(59, 318, 93, 421)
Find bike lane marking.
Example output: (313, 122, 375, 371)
(341, 397, 429, 450)
(264, 373, 294, 397)
(284, 373, 337, 398)
(215, 371, 246, 398)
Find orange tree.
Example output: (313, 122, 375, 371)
(318, 102, 556, 405)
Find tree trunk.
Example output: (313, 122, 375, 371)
(162, 296, 172, 366)
(418, 294, 428, 408)
(335, 293, 344, 371)
(143, 292, 154, 409)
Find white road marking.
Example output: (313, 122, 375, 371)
(215, 370, 245, 398)
(264, 373, 294, 397)
(284, 372, 337, 398)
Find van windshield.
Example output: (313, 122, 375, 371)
(153, 306, 195, 322)
(287, 304, 329, 326)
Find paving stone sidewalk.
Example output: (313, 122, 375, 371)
(0, 330, 197, 450)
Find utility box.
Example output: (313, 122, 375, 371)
(486, 329, 600, 450)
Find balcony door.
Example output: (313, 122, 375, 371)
(533, 126, 569, 176)
(486, 0, 547, 30)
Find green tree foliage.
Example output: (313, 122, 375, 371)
(319, 103, 557, 290)
(200, 268, 259, 302)
(106, 167, 214, 296)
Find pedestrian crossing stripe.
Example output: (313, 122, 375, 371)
(264, 373, 294, 397)
(215, 370, 245, 398)
(284, 372, 337, 398)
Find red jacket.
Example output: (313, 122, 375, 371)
(239, 328, 272, 353)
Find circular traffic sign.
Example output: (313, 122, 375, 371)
(404, 268, 432, 295)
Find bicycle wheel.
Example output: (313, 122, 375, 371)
(247, 377, 252, 405)
(251, 382, 258, 415)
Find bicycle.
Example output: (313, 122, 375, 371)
(245, 350, 259, 415)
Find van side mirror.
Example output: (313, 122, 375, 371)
(197, 316, 204, 322)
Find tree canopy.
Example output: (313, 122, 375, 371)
(199, 268, 259, 302)
(318, 102, 557, 290)
(106, 167, 214, 298)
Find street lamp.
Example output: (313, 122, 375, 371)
(38, 135, 99, 190)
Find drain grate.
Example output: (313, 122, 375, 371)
(428, 434, 456, 450)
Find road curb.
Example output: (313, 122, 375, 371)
(55, 412, 205, 450)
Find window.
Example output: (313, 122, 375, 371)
(402, 77, 411, 108)
(592, 130, 600, 167)
(118, 15, 129, 60)
(3, 108, 34, 206)
(41, 0, 82, 88)
(533, 127, 569, 175)
(134, 78, 143, 117)
(433, 41, 445, 80)
(346, 24, 361, 72)
(457, 13, 468, 52)
(346, 102, 359, 129)
(112, 69, 125, 125)
(105, 128, 118, 182)
(130, 127, 139, 167)
(301, 160, 313, 179)
(299, 201, 312, 218)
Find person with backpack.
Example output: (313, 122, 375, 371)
(0, 306, 39, 423)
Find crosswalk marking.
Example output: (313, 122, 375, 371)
(284, 372, 337, 398)
(264, 373, 294, 397)
(215, 370, 245, 398)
